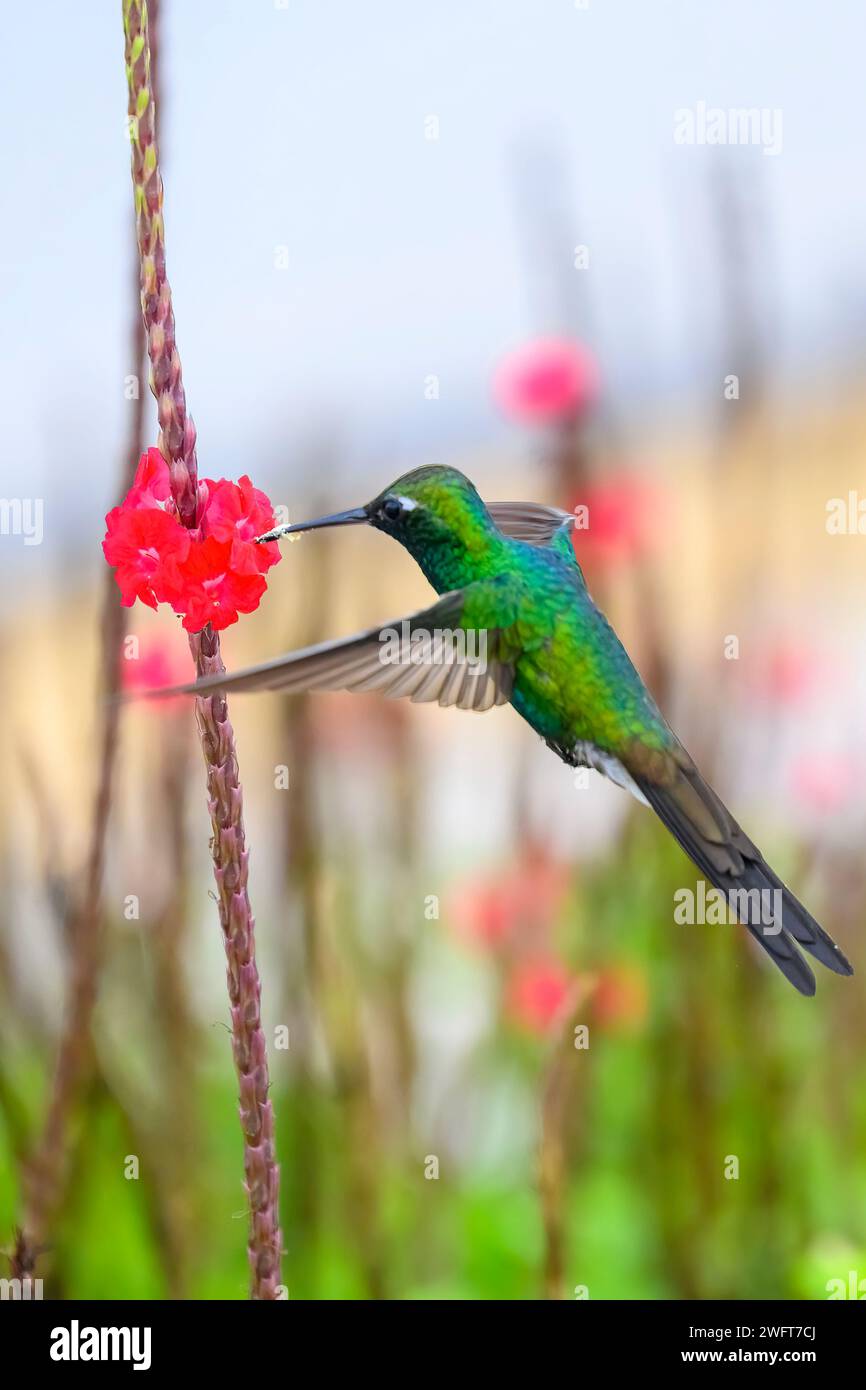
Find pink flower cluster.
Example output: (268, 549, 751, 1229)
(103, 448, 281, 632)
(493, 337, 600, 424)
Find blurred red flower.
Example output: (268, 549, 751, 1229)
(450, 843, 571, 952)
(120, 640, 190, 704)
(569, 476, 661, 570)
(103, 449, 280, 632)
(505, 958, 576, 1036)
(454, 880, 514, 949)
(494, 337, 599, 424)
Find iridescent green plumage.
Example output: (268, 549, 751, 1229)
(364, 466, 671, 757)
(165, 464, 854, 997)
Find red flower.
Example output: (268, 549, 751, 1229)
(505, 958, 577, 1036)
(102, 505, 190, 610)
(176, 536, 267, 632)
(494, 338, 599, 424)
(127, 446, 174, 510)
(103, 448, 280, 633)
(203, 475, 281, 575)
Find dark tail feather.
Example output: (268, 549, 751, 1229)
(753, 855, 853, 975)
(633, 757, 853, 996)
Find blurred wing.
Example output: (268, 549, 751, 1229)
(489, 500, 574, 548)
(146, 590, 514, 713)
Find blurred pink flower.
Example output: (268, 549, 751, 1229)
(450, 842, 571, 952)
(493, 337, 600, 424)
(454, 881, 514, 949)
(121, 640, 189, 701)
(744, 641, 823, 708)
(568, 475, 662, 571)
(790, 754, 856, 813)
(505, 958, 576, 1036)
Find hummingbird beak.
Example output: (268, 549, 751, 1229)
(255, 506, 369, 544)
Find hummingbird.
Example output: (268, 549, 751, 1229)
(159, 465, 853, 996)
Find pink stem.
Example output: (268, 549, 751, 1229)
(123, 0, 281, 1298)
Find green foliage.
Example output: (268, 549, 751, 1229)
(2, 815, 862, 1301)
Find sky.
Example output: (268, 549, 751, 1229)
(1, 0, 865, 570)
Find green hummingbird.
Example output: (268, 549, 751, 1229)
(164, 465, 852, 996)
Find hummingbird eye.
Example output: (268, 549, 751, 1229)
(381, 497, 404, 522)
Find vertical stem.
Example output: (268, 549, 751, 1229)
(124, 0, 198, 525)
(123, 0, 281, 1298)
(538, 986, 592, 1300)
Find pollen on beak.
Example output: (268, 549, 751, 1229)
(255, 506, 369, 544)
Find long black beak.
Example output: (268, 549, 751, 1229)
(255, 506, 369, 544)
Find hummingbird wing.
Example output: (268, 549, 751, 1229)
(144, 590, 514, 713)
(488, 501, 574, 547)
(626, 740, 853, 995)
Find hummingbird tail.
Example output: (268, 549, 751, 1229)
(632, 753, 853, 996)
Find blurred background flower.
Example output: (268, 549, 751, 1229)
(505, 957, 577, 1036)
(493, 337, 599, 425)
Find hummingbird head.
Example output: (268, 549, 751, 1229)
(257, 465, 504, 592)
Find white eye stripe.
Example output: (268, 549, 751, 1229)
(381, 494, 418, 521)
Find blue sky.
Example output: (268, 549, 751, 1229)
(1, 0, 865, 560)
